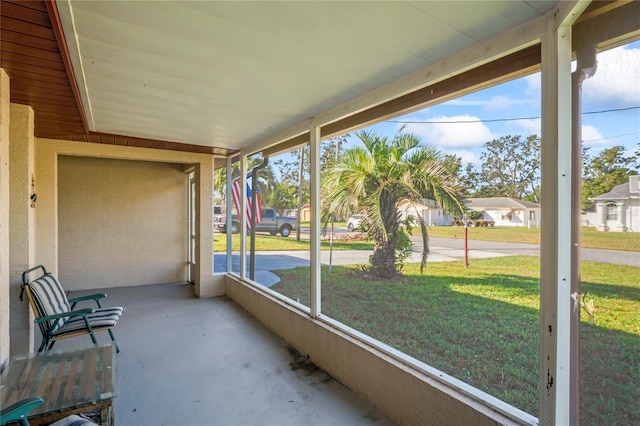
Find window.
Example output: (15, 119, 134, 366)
(605, 203, 618, 221)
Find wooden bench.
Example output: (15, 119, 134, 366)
(0, 344, 116, 426)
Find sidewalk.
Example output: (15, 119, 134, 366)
(213, 245, 508, 287)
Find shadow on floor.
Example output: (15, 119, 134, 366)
(54, 283, 395, 426)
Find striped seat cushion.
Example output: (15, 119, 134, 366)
(28, 273, 71, 335)
(52, 307, 124, 338)
(49, 414, 98, 426)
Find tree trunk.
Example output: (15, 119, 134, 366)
(369, 189, 399, 278)
(370, 239, 397, 278)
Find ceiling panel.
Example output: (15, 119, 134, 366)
(8, 1, 635, 157)
(60, 1, 559, 151)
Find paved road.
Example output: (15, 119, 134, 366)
(422, 236, 640, 267)
(214, 231, 638, 287)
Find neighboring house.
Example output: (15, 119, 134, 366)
(397, 199, 453, 226)
(464, 197, 541, 227)
(589, 175, 640, 232)
(299, 204, 311, 222)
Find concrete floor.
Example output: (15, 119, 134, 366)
(52, 283, 396, 426)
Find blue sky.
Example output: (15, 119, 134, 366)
(350, 40, 640, 167)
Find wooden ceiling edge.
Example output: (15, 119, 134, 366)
(44, 0, 88, 133)
(49, 131, 234, 155)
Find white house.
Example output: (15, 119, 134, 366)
(465, 197, 542, 227)
(589, 176, 640, 232)
(397, 199, 453, 226)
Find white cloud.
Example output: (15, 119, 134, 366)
(524, 73, 541, 95)
(449, 149, 481, 166)
(514, 118, 541, 135)
(444, 95, 536, 110)
(583, 46, 640, 106)
(397, 115, 496, 149)
(581, 125, 605, 145)
(444, 99, 487, 107)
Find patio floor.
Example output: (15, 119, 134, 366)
(52, 282, 396, 426)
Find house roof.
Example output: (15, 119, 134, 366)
(2, 1, 637, 155)
(464, 197, 541, 210)
(398, 199, 440, 210)
(590, 177, 640, 201)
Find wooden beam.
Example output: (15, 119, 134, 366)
(573, 0, 640, 51)
(44, 0, 88, 133)
(322, 45, 541, 140)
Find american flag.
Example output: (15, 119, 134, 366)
(231, 175, 262, 228)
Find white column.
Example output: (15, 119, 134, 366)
(595, 202, 608, 231)
(0, 69, 11, 364)
(539, 7, 577, 425)
(193, 158, 221, 298)
(226, 156, 233, 271)
(310, 126, 321, 317)
(615, 203, 627, 231)
(239, 156, 247, 280)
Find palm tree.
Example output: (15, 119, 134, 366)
(323, 130, 464, 278)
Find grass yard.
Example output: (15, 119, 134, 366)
(423, 226, 640, 252)
(271, 257, 640, 425)
(213, 233, 373, 252)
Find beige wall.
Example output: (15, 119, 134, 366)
(58, 156, 188, 289)
(9, 104, 36, 356)
(0, 69, 10, 364)
(225, 275, 519, 426)
(35, 138, 223, 298)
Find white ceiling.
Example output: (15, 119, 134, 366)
(58, 1, 559, 152)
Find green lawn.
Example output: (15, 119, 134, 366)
(271, 257, 640, 425)
(423, 226, 640, 252)
(213, 233, 373, 252)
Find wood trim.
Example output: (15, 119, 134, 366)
(6, 0, 49, 13)
(1, 2, 51, 27)
(262, 133, 310, 158)
(0, 29, 60, 52)
(1, 51, 65, 71)
(573, 0, 640, 52)
(1, 15, 55, 39)
(322, 45, 541, 140)
(1, 40, 64, 62)
(44, 0, 88, 133)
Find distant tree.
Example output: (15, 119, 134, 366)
(271, 135, 350, 212)
(458, 162, 481, 198)
(581, 145, 637, 209)
(477, 134, 541, 201)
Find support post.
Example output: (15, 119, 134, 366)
(9, 103, 36, 356)
(310, 126, 321, 317)
(239, 157, 247, 280)
(0, 69, 11, 363)
(296, 147, 304, 241)
(226, 157, 233, 272)
(540, 6, 583, 424)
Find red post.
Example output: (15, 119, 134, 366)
(464, 224, 469, 268)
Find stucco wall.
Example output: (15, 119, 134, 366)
(225, 275, 520, 426)
(33, 138, 222, 299)
(58, 156, 188, 289)
(0, 69, 10, 364)
(9, 103, 35, 356)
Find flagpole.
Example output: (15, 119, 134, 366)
(249, 158, 269, 281)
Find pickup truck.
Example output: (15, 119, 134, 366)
(216, 207, 298, 237)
